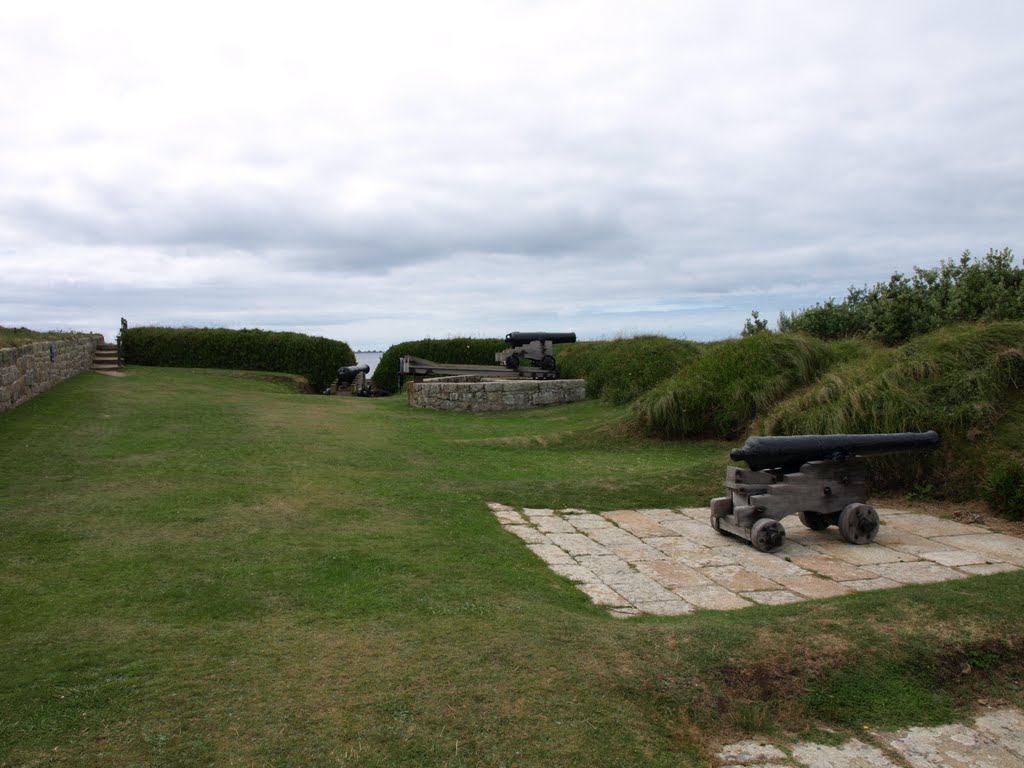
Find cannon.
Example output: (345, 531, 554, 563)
(326, 363, 372, 394)
(336, 363, 370, 385)
(496, 331, 577, 371)
(710, 431, 939, 553)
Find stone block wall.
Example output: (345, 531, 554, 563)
(408, 376, 586, 412)
(0, 337, 101, 413)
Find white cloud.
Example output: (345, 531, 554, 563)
(1, 1, 1022, 348)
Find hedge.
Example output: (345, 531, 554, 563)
(121, 326, 354, 391)
(373, 338, 505, 393)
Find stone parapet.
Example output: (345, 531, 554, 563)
(0, 337, 101, 413)
(408, 376, 586, 412)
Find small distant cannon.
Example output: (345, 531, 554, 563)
(710, 431, 939, 552)
(337, 363, 370, 385)
(327, 363, 370, 395)
(496, 331, 577, 371)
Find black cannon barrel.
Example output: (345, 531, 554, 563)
(730, 431, 940, 472)
(336, 363, 370, 384)
(505, 331, 577, 345)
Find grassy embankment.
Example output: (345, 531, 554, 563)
(555, 325, 1024, 510)
(2, 366, 1023, 767)
(0, 327, 100, 348)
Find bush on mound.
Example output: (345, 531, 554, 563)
(121, 326, 354, 391)
(373, 338, 505, 394)
(632, 333, 853, 439)
(778, 247, 1022, 345)
(554, 336, 701, 405)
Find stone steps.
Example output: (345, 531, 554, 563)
(91, 343, 121, 371)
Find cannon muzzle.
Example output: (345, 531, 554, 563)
(504, 331, 577, 346)
(730, 431, 940, 472)
(336, 363, 370, 384)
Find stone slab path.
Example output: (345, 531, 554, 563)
(715, 706, 1024, 768)
(487, 503, 1024, 616)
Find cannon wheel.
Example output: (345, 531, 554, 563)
(798, 510, 830, 530)
(505, 354, 520, 370)
(541, 354, 557, 370)
(750, 518, 786, 553)
(838, 503, 879, 545)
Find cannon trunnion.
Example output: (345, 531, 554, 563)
(710, 431, 939, 553)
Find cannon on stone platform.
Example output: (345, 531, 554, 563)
(326, 363, 371, 395)
(495, 331, 577, 371)
(710, 431, 939, 553)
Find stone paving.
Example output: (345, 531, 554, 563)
(715, 706, 1024, 768)
(487, 503, 1024, 616)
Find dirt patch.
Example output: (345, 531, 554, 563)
(717, 632, 854, 703)
(932, 636, 1022, 678)
(456, 435, 555, 447)
(183, 368, 314, 393)
(876, 495, 1024, 537)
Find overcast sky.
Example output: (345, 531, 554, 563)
(2, 1, 1022, 350)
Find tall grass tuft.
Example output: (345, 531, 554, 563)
(982, 459, 1024, 520)
(761, 323, 1024, 435)
(632, 333, 849, 439)
(554, 336, 701, 405)
(759, 322, 1024, 494)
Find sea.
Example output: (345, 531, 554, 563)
(354, 350, 383, 378)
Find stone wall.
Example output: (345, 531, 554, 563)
(408, 375, 586, 412)
(0, 337, 101, 413)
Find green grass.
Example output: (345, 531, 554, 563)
(0, 326, 100, 348)
(2, 367, 1023, 766)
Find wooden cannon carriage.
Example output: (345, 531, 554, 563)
(710, 431, 940, 552)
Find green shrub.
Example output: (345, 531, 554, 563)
(982, 459, 1024, 521)
(778, 248, 1022, 345)
(554, 336, 702, 405)
(632, 333, 844, 439)
(121, 326, 354, 391)
(740, 311, 770, 337)
(373, 338, 506, 394)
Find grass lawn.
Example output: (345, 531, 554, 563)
(2, 367, 1023, 767)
